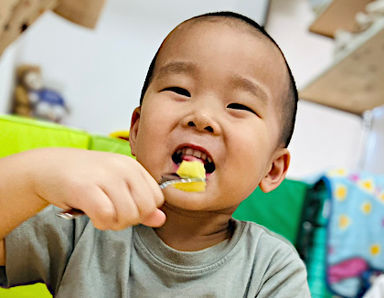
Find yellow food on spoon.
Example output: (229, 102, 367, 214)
(173, 160, 206, 192)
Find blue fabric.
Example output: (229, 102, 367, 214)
(323, 169, 384, 297)
(33, 89, 65, 106)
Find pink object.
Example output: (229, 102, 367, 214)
(328, 257, 368, 283)
(349, 174, 360, 182)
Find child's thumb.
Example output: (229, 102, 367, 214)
(141, 209, 166, 227)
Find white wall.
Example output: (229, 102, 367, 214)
(266, 0, 364, 179)
(0, 0, 365, 179)
(0, 42, 17, 113)
(0, 0, 268, 134)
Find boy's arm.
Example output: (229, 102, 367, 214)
(0, 148, 165, 240)
(0, 150, 49, 240)
(0, 240, 4, 266)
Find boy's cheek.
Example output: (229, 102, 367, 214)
(135, 145, 170, 176)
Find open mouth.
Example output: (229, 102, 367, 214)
(172, 146, 216, 174)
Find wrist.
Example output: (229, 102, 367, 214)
(19, 149, 51, 208)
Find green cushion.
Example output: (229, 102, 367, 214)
(0, 283, 51, 297)
(233, 179, 309, 245)
(0, 115, 89, 158)
(89, 135, 134, 157)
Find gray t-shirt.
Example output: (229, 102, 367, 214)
(0, 206, 310, 297)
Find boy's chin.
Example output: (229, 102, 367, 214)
(162, 189, 213, 211)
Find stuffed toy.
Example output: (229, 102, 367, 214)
(12, 64, 69, 123)
(12, 65, 39, 117)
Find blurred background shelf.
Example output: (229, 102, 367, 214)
(309, 0, 373, 38)
(299, 18, 384, 115)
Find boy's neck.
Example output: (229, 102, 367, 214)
(154, 203, 236, 251)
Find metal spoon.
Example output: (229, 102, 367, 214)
(56, 175, 206, 220)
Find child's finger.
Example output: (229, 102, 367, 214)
(141, 209, 166, 227)
(74, 185, 117, 230)
(138, 167, 164, 207)
(128, 176, 163, 225)
(102, 180, 141, 229)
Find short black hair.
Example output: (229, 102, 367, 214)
(139, 11, 298, 148)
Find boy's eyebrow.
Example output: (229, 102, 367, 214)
(156, 62, 269, 104)
(230, 74, 269, 104)
(156, 61, 197, 78)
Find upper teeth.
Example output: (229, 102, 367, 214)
(177, 147, 212, 163)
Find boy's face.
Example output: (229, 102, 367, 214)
(130, 20, 289, 212)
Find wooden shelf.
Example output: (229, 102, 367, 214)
(299, 19, 384, 115)
(309, 0, 373, 38)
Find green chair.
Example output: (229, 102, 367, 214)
(233, 178, 309, 245)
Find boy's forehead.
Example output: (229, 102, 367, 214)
(157, 18, 284, 71)
(167, 18, 268, 49)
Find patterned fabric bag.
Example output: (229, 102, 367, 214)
(324, 169, 384, 297)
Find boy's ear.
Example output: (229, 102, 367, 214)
(129, 107, 141, 157)
(259, 148, 290, 193)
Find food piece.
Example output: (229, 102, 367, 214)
(176, 160, 205, 179)
(173, 160, 206, 192)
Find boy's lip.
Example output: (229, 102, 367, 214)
(173, 143, 214, 163)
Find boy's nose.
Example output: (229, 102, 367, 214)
(182, 112, 221, 135)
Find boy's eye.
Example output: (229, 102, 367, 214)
(162, 87, 191, 97)
(227, 103, 256, 115)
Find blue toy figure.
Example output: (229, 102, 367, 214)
(30, 87, 68, 123)
(18, 65, 69, 123)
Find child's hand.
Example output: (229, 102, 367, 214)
(29, 148, 165, 230)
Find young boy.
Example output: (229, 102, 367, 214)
(0, 11, 310, 297)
